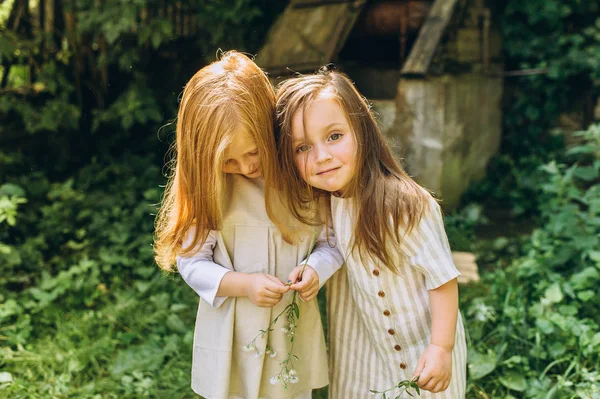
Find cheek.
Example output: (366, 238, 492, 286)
(294, 154, 309, 180)
(222, 164, 235, 174)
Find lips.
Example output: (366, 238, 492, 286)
(316, 167, 340, 176)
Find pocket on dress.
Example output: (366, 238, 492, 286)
(232, 225, 269, 273)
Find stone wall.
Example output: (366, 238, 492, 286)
(371, 73, 503, 211)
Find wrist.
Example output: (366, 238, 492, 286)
(430, 342, 454, 353)
(240, 273, 253, 297)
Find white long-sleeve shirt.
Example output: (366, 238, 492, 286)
(177, 225, 343, 307)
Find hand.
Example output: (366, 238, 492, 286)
(245, 273, 289, 307)
(412, 344, 453, 393)
(288, 265, 319, 302)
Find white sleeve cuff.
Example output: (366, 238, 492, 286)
(177, 230, 231, 308)
(301, 226, 344, 288)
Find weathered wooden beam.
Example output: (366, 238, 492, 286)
(401, 0, 459, 77)
(293, 0, 357, 8)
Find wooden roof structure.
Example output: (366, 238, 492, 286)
(256, 0, 460, 77)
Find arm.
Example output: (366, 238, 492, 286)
(405, 198, 460, 392)
(429, 278, 459, 351)
(289, 224, 344, 301)
(298, 224, 344, 285)
(177, 230, 230, 308)
(412, 279, 457, 392)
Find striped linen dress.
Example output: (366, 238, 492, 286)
(326, 195, 467, 399)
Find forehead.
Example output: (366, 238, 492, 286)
(291, 96, 348, 136)
(224, 131, 256, 157)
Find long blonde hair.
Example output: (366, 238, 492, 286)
(275, 69, 430, 272)
(154, 51, 280, 271)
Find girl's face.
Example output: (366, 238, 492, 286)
(291, 96, 357, 195)
(222, 132, 262, 178)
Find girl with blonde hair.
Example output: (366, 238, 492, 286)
(275, 68, 467, 398)
(154, 52, 342, 399)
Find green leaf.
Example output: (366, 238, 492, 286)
(570, 267, 600, 290)
(548, 341, 566, 357)
(499, 372, 527, 392)
(573, 166, 599, 181)
(577, 290, 595, 302)
(589, 250, 600, 263)
(543, 283, 563, 304)
(468, 349, 496, 380)
(0, 183, 25, 197)
(166, 314, 187, 334)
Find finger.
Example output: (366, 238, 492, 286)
(266, 281, 290, 294)
(301, 287, 319, 301)
(431, 380, 445, 393)
(412, 357, 426, 381)
(301, 292, 316, 302)
(290, 277, 311, 291)
(264, 273, 286, 285)
(416, 369, 432, 388)
(261, 290, 283, 300)
(442, 379, 450, 392)
(421, 375, 439, 392)
(257, 298, 279, 307)
(287, 267, 302, 284)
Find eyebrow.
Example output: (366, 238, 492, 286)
(292, 122, 346, 144)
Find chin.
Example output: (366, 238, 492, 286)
(311, 181, 344, 193)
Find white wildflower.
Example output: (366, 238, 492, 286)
(269, 376, 279, 385)
(269, 351, 277, 358)
(289, 369, 297, 376)
(242, 344, 254, 352)
(289, 375, 299, 384)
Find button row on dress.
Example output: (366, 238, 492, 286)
(399, 362, 407, 369)
(372, 269, 380, 276)
(378, 291, 385, 297)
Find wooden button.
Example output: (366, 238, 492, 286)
(372, 269, 380, 276)
(400, 362, 407, 369)
(394, 345, 402, 351)
(388, 329, 395, 335)
(378, 291, 385, 297)
(383, 310, 391, 316)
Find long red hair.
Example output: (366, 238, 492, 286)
(154, 51, 280, 271)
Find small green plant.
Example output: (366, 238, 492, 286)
(369, 377, 421, 399)
(244, 232, 318, 389)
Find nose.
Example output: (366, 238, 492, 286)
(314, 144, 332, 164)
(240, 161, 256, 175)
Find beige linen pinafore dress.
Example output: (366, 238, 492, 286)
(188, 175, 329, 399)
(326, 196, 467, 399)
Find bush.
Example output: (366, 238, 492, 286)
(463, 125, 600, 398)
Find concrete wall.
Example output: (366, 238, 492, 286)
(371, 73, 503, 211)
